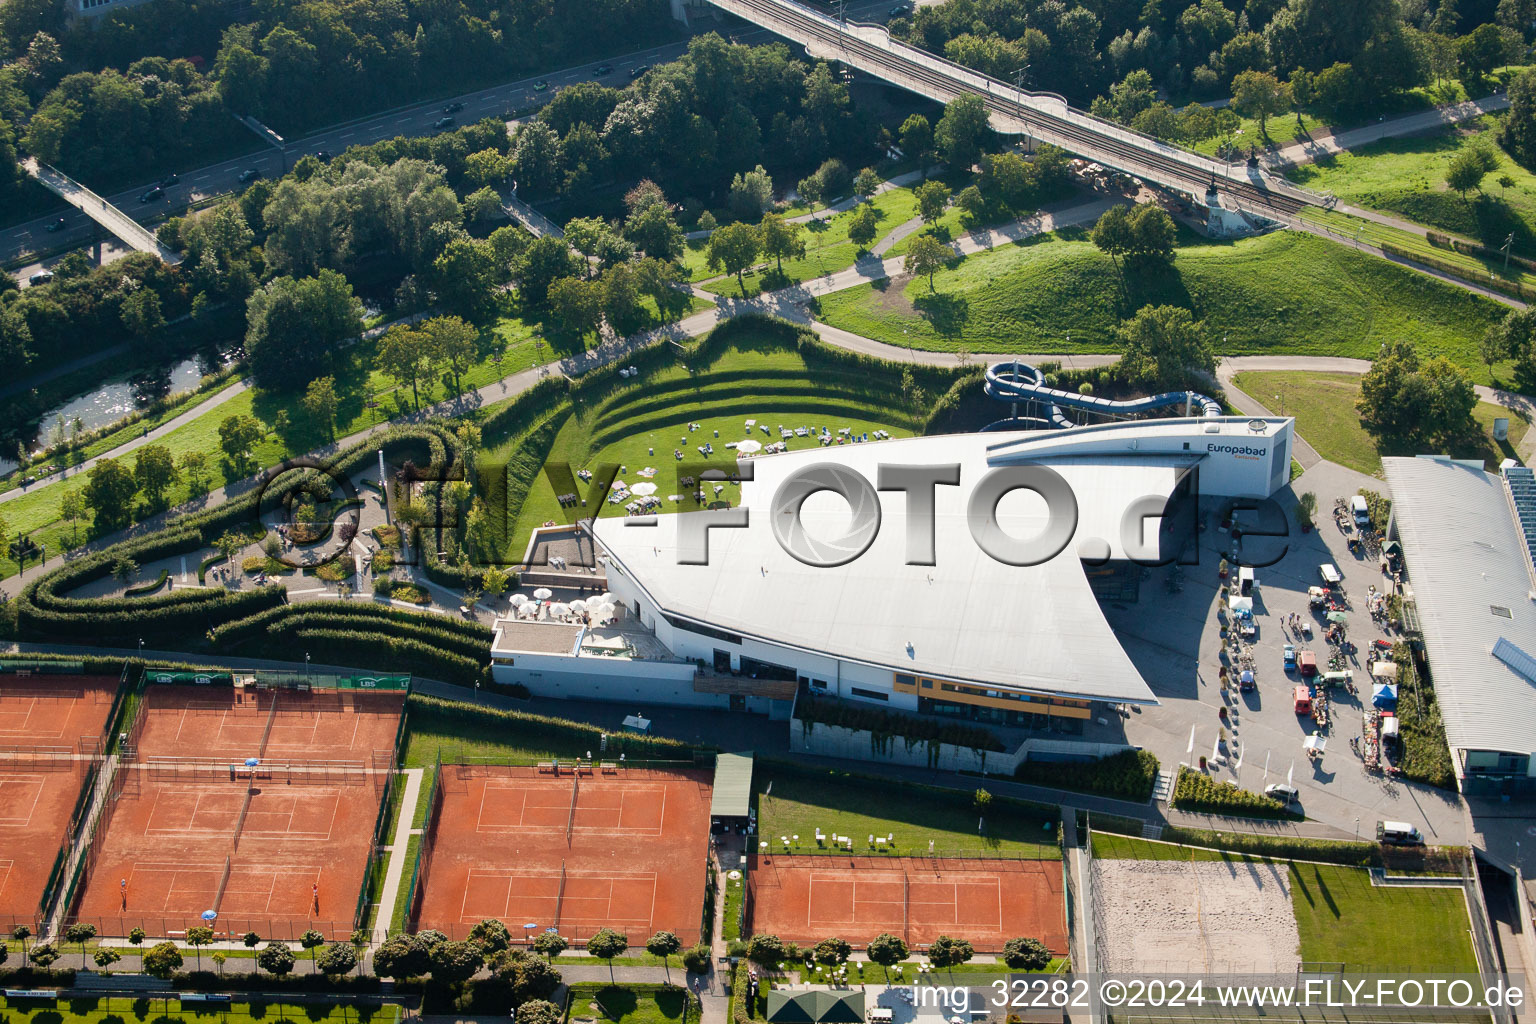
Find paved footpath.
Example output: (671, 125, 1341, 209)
(1264, 93, 1509, 169)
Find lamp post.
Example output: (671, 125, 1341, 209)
(305, 652, 311, 677)
(1013, 66, 1032, 152)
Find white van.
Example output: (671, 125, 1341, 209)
(1377, 820, 1424, 845)
(1350, 494, 1370, 528)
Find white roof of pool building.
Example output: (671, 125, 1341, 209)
(588, 426, 1274, 705)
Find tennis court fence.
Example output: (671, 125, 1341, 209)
(134, 755, 381, 788)
(404, 755, 447, 932)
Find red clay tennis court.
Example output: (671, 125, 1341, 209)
(413, 765, 713, 944)
(70, 685, 404, 940)
(0, 675, 115, 924)
(749, 854, 1068, 953)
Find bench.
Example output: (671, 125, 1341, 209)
(600, 762, 619, 773)
(537, 761, 558, 773)
(229, 765, 273, 781)
(181, 994, 232, 1005)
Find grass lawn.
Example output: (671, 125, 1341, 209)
(722, 871, 745, 942)
(482, 331, 945, 558)
(0, 995, 399, 1024)
(1231, 370, 1528, 476)
(687, 187, 923, 297)
(1289, 862, 1477, 972)
(1286, 114, 1536, 254)
(757, 766, 1060, 860)
(815, 228, 1507, 375)
(1090, 832, 1270, 865)
(564, 983, 698, 1024)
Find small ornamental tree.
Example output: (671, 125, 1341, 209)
(373, 934, 431, 979)
(867, 933, 908, 978)
(646, 930, 682, 981)
(242, 931, 260, 949)
(257, 941, 296, 979)
(64, 923, 96, 969)
(928, 935, 974, 972)
(1002, 936, 1051, 971)
(586, 928, 628, 983)
(129, 927, 147, 948)
(93, 948, 123, 974)
(301, 929, 326, 965)
(814, 937, 852, 966)
(515, 1000, 563, 1024)
(141, 941, 181, 979)
(211, 950, 228, 975)
(186, 925, 215, 969)
(12, 924, 30, 958)
(468, 918, 512, 954)
(747, 933, 787, 966)
(427, 939, 484, 988)
(318, 942, 359, 977)
(532, 930, 568, 959)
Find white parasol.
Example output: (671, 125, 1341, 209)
(569, 599, 587, 614)
(533, 587, 553, 600)
(632, 482, 658, 496)
(509, 593, 528, 608)
(549, 602, 571, 618)
(737, 439, 762, 453)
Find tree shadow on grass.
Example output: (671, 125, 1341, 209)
(913, 291, 970, 339)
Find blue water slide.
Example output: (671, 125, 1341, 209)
(982, 360, 1222, 431)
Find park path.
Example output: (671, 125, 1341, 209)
(372, 767, 425, 944)
(1263, 92, 1509, 169)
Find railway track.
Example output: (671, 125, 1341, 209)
(717, 0, 1325, 219)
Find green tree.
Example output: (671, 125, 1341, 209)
(1126, 203, 1176, 268)
(257, 941, 296, 978)
(244, 269, 363, 391)
(428, 939, 485, 985)
(904, 234, 949, 292)
(83, 458, 137, 530)
(1091, 204, 1135, 286)
(854, 167, 881, 198)
(422, 316, 479, 395)
(585, 927, 628, 983)
(141, 941, 181, 979)
(973, 788, 993, 814)
(928, 934, 974, 971)
(1357, 339, 1477, 444)
(64, 922, 96, 968)
(748, 934, 787, 966)
(1118, 305, 1216, 391)
(758, 213, 805, 272)
(59, 489, 86, 545)
(133, 444, 179, 507)
(901, 114, 934, 175)
(300, 376, 339, 439)
(935, 94, 990, 169)
(515, 1001, 563, 1024)
(547, 276, 604, 339)
(376, 326, 433, 410)
(93, 948, 122, 973)
(1503, 68, 1536, 167)
(211, 950, 228, 975)
(179, 451, 210, 496)
(318, 942, 358, 976)
(218, 413, 263, 473)
(848, 203, 879, 251)
(1447, 147, 1489, 198)
(468, 918, 512, 954)
(1002, 936, 1051, 970)
(120, 288, 165, 340)
(431, 237, 498, 317)
(915, 180, 951, 225)
(373, 934, 430, 978)
(13, 924, 30, 959)
(28, 943, 58, 969)
(1231, 71, 1291, 141)
(625, 202, 685, 261)
(130, 928, 147, 948)
(729, 164, 774, 219)
(1288, 69, 1314, 128)
(813, 936, 851, 965)
(707, 221, 762, 293)
(516, 236, 579, 306)
(186, 925, 214, 969)
(646, 930, 682, 981)
(301, 929, 325, 965)
(866, 932, 908, 977)
(532, 931, 568, 959)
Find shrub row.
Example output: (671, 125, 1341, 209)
(244, 624, 486, 688)
(1015, 749, 1159, 802)
(1171, 767, 1300, 821)
(173, 970, 384, 994)
(209, 600, 492, 662)
(796, 695, 1004, 753)
(123, 570, 170, 597)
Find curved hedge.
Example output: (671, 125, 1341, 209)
(18, 422, 460, 643)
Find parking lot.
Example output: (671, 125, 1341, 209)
(1100, 461, 1466, 844)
